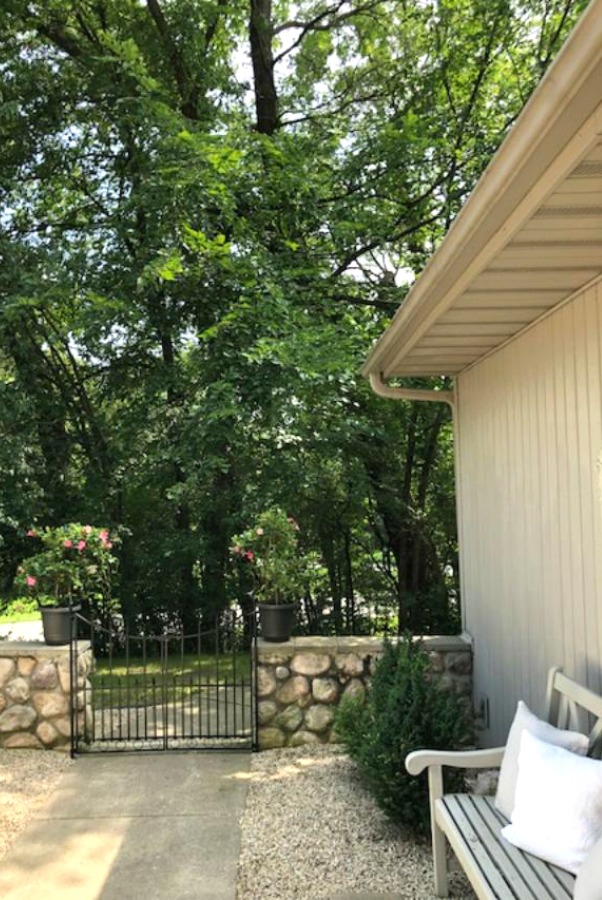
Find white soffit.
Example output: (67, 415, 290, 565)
(362, 0, 602, 381)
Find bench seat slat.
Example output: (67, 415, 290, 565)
(438, 796, 574, 900)
(440, 796, 531, 900)
(483, 797, 575, 898)
(480, 799, 573, 899)
(461, 797, 540, 899)
(436, 796, 516, 899)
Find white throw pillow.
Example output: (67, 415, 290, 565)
(495, 700, 589, 819)
(574, 836, 602, 899)
(501, 730, 602, 874)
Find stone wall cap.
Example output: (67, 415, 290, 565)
(0, 641, 91, 658)
(256, 633, 470, 658)
(416, 635, 471, 652)
(256, 635, 386, 655)
(335, 637, 385, 652)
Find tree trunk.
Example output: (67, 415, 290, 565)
(249, 0, 279, 134)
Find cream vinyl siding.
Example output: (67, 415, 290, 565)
(457, 279, 602, 745)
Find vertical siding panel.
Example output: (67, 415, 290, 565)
(586, 284, 602, 694)
(498, 352, 515, 727)
(592, 284, 602, 692)
(547, 315, 566, 681)
(539, 311, 565, 713)
(527, 329, 544, 701)
(573, 293, 593, 687)
(513, 335, 531, 708)
(556, 306, 576, 678)
(529, 339, 540, 694)
(487, 355, 505, 737)
(458, 280, 602, 744)
(526, 337, 542, 704)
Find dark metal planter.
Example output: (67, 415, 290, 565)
(258, 603, 296, 642)
(39, 605, 79, 646)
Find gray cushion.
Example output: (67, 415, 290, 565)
(495, 700, 589, 819)
(575, 836, 602, 900)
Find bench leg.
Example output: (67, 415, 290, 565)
(428, 766, 449, 898)
(432, 821, 449, 897)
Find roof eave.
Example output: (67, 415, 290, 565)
(362, 0, 602, 381)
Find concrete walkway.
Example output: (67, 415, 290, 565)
(0, 751, 251, 900)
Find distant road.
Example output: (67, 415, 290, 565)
(0, 620, 44, 642)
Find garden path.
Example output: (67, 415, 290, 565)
(0, 751, 250, 899)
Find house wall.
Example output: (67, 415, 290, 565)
(456, 278, 602, 745)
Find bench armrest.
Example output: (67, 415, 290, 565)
(405, 746, 505, 776)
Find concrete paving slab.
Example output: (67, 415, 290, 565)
(0, 751, 251, 900)
(39, 752, 248, 819)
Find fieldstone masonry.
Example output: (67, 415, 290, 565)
(0, 633, 471, 752)
(0, 642, 93, 751)
(256, 634, 472, 750)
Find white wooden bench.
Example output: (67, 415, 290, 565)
(405, 666, 602, 899)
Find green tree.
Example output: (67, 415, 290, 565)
(0, 0, 587, 630)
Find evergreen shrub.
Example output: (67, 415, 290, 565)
(335, 637, 474, 834)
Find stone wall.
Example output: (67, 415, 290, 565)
(256, 634, 472, 750)
(0, 642, 93, 751)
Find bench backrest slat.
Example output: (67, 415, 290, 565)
(545, 666, 602, 757)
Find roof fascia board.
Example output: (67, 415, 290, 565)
(383, 105, 602, 376)
(362, 0, 602, 379)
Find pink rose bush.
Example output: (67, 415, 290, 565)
(16, 523, 119, 609)
(230, 508, 305, 605)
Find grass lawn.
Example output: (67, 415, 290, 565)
(0, 596, 40, 623)
(91, 651, 251, 705)
(0, 610, 40, 624)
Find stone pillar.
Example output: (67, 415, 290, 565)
(255, 634, 472, 750)
(0, 642, 93, 751)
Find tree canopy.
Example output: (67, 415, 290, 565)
(0, 0, 587, 632)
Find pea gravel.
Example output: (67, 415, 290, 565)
(1, 744, 474, 898)
(236, 745, 474, 899)
(0, 750, 73, 862)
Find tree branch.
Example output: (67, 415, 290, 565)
(273, 0, 382, 65)
(537, 0, 576, 72)
(145, 0, 199, 119)
(36, 22, 85, 60)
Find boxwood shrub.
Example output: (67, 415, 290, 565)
(335, 637, 474, 835)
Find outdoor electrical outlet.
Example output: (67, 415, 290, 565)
(477, 695, 490, 729)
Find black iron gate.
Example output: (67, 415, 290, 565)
(70, 609, 256, 754)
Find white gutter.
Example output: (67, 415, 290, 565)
(369, 373, 454, 408)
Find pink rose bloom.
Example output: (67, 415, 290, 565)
(245, 551, 255, 562)
(83, 525, 93, 535)
(26, 529, 37, 537)
(105, 542, 113, 549)
(77, 540, 87, 551)
(99, 529, 110, 542)
(26, 575, 37, 587)
(232, 545, 242, 555)
(63, 539, 73, 549)
(256, 528, 264, 536)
